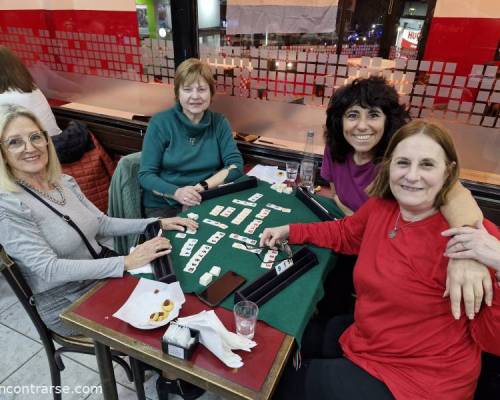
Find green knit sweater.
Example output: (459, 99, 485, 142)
(139, 103, 244, 208)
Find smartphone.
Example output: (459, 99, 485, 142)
(197, 271, 246, 307)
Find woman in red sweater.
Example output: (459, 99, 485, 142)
(262, 120, 500, 400)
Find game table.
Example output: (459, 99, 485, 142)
(61, 179, 343, 399)
(167, 179, 343, 343)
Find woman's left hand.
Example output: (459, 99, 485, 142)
(160, 217, 198, 232)
(444, 259, 493, 320)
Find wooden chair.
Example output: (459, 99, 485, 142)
(0, 245, 135, 400)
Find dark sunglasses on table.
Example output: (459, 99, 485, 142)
(1, 131, 48, 153)
(243, 240, 293, 265)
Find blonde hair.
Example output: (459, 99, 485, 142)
(174, 58, 215, 100)
(0, 104, 61, 192)
(369, 120, 459, 208)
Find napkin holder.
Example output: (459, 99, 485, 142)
(161, 326, 200, 360)
(144, 221, 177, 283)
(235, 246, 318, 306)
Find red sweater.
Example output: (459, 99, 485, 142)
(289, 198, 500, 400)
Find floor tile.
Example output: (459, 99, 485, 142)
(0, 301, 40, 342)
(113, 359, 154, 391)
(61, 352, 99, 373)
(0, 275, 18, 314)
(0, 323, 41, 382)
(85, 382, 139, 400)
(0, 350, 101, 399)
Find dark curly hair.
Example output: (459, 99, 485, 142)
(325, 76, 410, 164)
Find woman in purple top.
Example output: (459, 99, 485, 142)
(321, 77, 409, 214)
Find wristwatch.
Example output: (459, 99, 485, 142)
(200, 180, 209, 190)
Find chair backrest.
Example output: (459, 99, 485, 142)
(0, 245, 54, 341)
(108, 151, 144, 254)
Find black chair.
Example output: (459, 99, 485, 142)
(0, 245, 136, 400)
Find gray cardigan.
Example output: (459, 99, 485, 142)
(0, 175, 156, 334)
(0, 174, 157, 293)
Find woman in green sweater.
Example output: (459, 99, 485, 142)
(139, 58, 244, 217)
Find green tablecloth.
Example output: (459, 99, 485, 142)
(160, 179, 343, 344)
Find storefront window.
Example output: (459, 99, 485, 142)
(340, 0, 389, 57)
(198, 0, 338, 52)
(392, 0, 428, 59)
(136, 0, 175, 83)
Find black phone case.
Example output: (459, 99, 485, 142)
(196, 271, 246, 307)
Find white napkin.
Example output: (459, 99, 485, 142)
(247, 164, 287, 184)
(127, 246, 153, 275)
(113, 278, 185, 329)
(177, 310, 257, 368)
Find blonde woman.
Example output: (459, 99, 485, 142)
(0, 104, 197, 336)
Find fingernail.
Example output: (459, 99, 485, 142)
(453, 313, 459, 320)
(468, 314, 474, 320)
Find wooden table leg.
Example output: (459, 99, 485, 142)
(94, 341, 118, 400)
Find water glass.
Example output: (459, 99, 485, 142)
(285, 161, 300, 185)
(234, 301, 259, 340)
(300, 159, 315, 193)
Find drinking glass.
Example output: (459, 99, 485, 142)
(285, 161, 299, 185)
(299, 159, 315, 193)
(234, 301, 259, 340)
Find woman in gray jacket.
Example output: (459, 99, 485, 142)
(0, 104, 197, 335)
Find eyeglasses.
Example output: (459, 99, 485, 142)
(1, 131, 48, 153)
(244, 240, 293, 266)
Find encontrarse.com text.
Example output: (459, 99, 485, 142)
(0, 384, 102, 395)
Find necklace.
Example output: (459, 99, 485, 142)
(17, 179, 66, 206)
(388, 212, 413, 239)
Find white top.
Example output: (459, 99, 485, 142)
(0, 88, 62, 136)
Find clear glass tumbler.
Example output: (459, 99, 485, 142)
(234, 301, 259, 340)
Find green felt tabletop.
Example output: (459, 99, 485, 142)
(153, 179, 343, 344)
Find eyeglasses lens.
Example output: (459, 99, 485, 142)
(4, 132, 47, 152)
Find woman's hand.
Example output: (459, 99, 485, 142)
(173, 186, 202, 206)
(444, 259, 493, 320)
(442, 221, 500, 270)
(441, 220, 500, 319)
(124, 237, 171, 271)
(161, 217, 198, 232)
(260, 225, 290, 249)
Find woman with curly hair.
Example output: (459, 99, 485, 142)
(321, 76, 409, 215)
